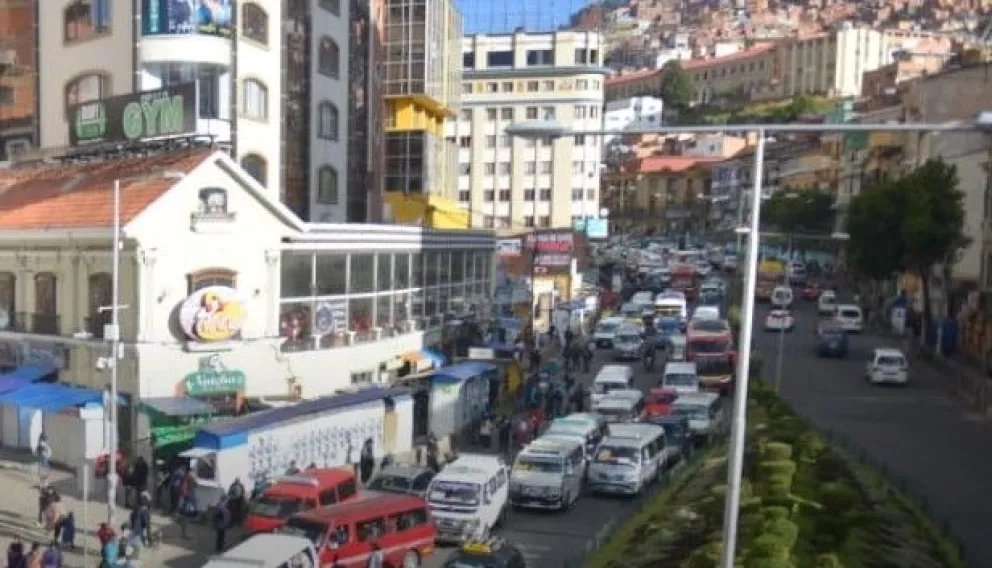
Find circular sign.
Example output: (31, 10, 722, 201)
(178, 285, 246, 342)
(314, 302, 336, 335)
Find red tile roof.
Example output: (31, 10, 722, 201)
(637, 156, 724, 174)
(0, 148, 212, 230)
(606, 44, 776, 87)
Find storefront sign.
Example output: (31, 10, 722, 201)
(184, 354, 245, 395)
(526, 230, 575, 273)
(178, 285, 246, 344)
(313, 300, 347, 336)
(142, 0, 233, 38)
(69, 83, 197, 146)
(495, 239, 522, 258)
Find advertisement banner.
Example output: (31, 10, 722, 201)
(142, 0, 233, 38)
(495, 238, 522, 258)
(573, 217, 609, 239)
(526, 230, 575, 274)
(69, 83, 197, 146)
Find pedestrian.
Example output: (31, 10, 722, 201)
(497, 416, 512, 456)
(177, 489, 197, 540)
(212, 498, 231, 552)
(130, 456, 149, 506)
(583, 342, 594, 373)
(7, 536, 25, 568)
(167, 464, 183, 514)
(227, 477, 246, 524)
(36, 487, 51, 527)
(359, 439, 375, 485)
(34, 434, 51, 484)
(58, 511, 75, 550)
(528, 349, 541, 372)
(25, 544, 40, 568)
(367, 542, 384, 568)
(285, 461, 300, 475)
(39, 541, 60, 568)
(129, 499, 150, 547)
(42, 493, 63, 541)
(564, 328, 574, 350)
(425, 434, 440, 472)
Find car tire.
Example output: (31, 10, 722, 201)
(402, 551, 421, 568)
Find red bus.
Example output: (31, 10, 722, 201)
(686, 319, 736, 394)
(668, 265, 698, 301)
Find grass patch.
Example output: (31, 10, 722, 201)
(583, 383, 966, 568)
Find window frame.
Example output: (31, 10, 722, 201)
(318, 36, 341, 79)
(63, 0, 112, 44)
(319, 0, 341, 15)
(317, 165, 340, 205)
(241, 154, 268, 186)
(187, 268, 238, 294)
(64, 72, 110, 120)
(317, 101, 339, 141)
(241, 78, 269, 120)
(241, 2, 269, 46)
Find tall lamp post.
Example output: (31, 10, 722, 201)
(104, 171, 185, 523)
(505, 120, 568, 350)
(560, 116, 991, 568)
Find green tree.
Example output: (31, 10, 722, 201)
(658, 60, 695, 110)
(761, 187, 836, 235)
(845, 178, 907, 281)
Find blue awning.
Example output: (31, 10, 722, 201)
(0, 383, 122, 412)
(422, 348, 448, 368)
(432, 361, 498, 385)
(0, 376, 27, 395)
(0, 364, 56, 383)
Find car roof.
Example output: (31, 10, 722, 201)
(554, 412, 604, 425)
(202, 534, 314, 567)
(608, 423, 665, 439)
(665, 361, 697, 374)
(673, 392, 720, 404)
(522, 437, 583, 455)
(377, 464, 432, 478)
(265, 468, 354, 494)
(597, 364, 632, 376)
(837, 304, 861, 310)
(599, 435, 645, 448)
(292, 492, 425, 523)
(874, 347, 905, 357)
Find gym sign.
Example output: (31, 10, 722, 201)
(69, 82, 197, 146)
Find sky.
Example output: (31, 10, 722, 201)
(458, 0, 599, 34)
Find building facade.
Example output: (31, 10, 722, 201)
(603, 96, 664, 147)
(381, 0, 462, 199)
(453, 30, 609, 230)
(35, 0, 380, 223)
(0, 0, 37, 160)
(0, 145, 494, 446)
(776, 26, 889, 99)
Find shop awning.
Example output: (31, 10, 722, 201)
(432, 361, 498, 385)
(142, 397, 216, 418)
(400, 349, 447, 372)
(0, 383, 124, 413)
(0, 364, 56, 383)
(0, 376, 28, 395)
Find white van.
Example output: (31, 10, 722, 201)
(545, 413, 608, 458)
(594, 316, 626, 349)
(631, 291, 656, 315)
(201, 534, 317, 568)
(591, 365, 635, 405)
(668, 335, 687, 361)
(608, 422, 675, 471)
(510, 437, 585, 510)
(592, 391, 645, 423)
(771, 285, 794, 308)
(427, 454, 510, 543)
(662, 361, 700, 394)
(671, 392, 726, 443)
(587, 429, 666, 495)
(654, 292, 688, 320)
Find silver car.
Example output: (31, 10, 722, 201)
(366, 464, 436, 498)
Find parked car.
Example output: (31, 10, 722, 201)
(365, 464, 436, 498)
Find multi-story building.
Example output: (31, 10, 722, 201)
(776, 26, 889, 98)
(0, 0, 36, 160)
(35, 0, 380, 223)
(603, 96, 663, 147)
(616, 156, 721, 232)
(604, 45, 778, 104)
(452, 30, 608, 230)
(381, 0, 461, 199)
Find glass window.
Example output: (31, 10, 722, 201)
(425, 288, 438, 316)
(349, 253, 375, 294)
(279, 301, 312, 352)
(64, 0, 111, 43)
(377, 253, 392, 291)
(318, 102, 339, 140)
(376, 294, 392, 329)
(439, 286, 452, 314)
(394, 292, 409, 326)
(242, 3, 268, 45)
(425, 253, 439, 287)
(411, 289, 424, 318)
(349, 297, 374, 339)
(437, 252, 451, 287)
(241, 154, 267, 186)
(64, 73, 109, 118)
(315, 253, 346, 296)
(319, 36, 340, 78)
(451, 251, 465, 283)
(411, 253, 423, 288)
(319, 0, 340, 15)
(242, 79, 268, 120)
(395, 253, 410, 289)
(317, 166, 339, 204)
(281, 253, 313, 298)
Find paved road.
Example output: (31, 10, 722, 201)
(751, 300, 992, 568)
(423, 346, 665, 568)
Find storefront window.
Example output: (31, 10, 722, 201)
(410, 288, 424, 318)
(450, 281, 465, 310)
(279, 301, 312, 351)
(315, 252, 346, 296)
(473, 253, 484, 286)
(280, 252, 313, 298)
(438, 286, 451, 314)
(411, 253, 423, 289)
(425, 252, 439, 287)
(349, 253, 375, 294)
(395, 253, 410, 289)
(425, 287, 438, 316)
(437, 252, 451, 287)
(451, 251, 465, 283)
(376, 253, 393, 291)
(376, 294, 392, 330)
(349, 297, 374, 341)
(394, 292, 409, 328)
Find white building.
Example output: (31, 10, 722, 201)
(0, 144, 493, 453)
(603, 96, 664, 146)
(452, 30, 609, 230)
(778, 25, 890, 98)
(37, 0, 367, 223)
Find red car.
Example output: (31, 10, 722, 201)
(643, 387, 679, 418)
(802, 283, 821, 300)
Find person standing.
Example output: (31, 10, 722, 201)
(359, 439, 375, 485)
(212, 498, 231, 552)
(227, 477, 246, 524)
(35, 435, 51, 484)
(6, 536, 25, 568)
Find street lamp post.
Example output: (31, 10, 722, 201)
(513, 115, 992, 568)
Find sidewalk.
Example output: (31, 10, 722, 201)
(916, 349, 992, 416)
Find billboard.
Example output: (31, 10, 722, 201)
(142, 0, 233, 38)
(525, 230, 575, 274)
(573, 217, 609, 239)
(69, 83, 197, 146)
(495, 238, 522, 258)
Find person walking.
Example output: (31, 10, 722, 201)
(212, 498, 232, 552)
(227, 478, 247, 524)
(7, 536, 25, 568)
(34, 435, 51, 485)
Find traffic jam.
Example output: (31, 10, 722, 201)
(198, 241, 737, 568)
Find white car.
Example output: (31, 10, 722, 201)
(722, 255, 738, 272)
(817, 291, 837, 316)
(865, 348, 909, 385)
(764, 309, 795, 332)
(694, 260, 712, 277)
(771, 286, 794, 308)
(834, 304, 863, 333)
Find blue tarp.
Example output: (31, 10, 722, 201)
(0, 377, 27, 395)
(194, 387, 411, 451)
(0, 383, 117, 413)
(422, 348, 448, 368)
(0, 364, 56, 383)
(432, 361, 497, 385)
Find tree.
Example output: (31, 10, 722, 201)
(761, 188, 836, 235)
(844, 178, 907, 281)
(658, 60, 696, 110)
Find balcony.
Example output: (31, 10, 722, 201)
(22, 312, 60, 335)
(0, 311, 27, 333)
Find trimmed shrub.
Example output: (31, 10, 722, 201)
(796, 432, 825, 463)
(815, 553, 845, 568)
(758, 460, 798, 481)
(764, 442, 794, 461)
(683, 542, 723, 568)
(764, 517, 800, 549)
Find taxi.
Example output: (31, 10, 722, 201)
(443, 538, 526, 568)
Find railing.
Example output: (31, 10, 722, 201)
(0, 311, 27, 333)
(27, 312, 60, 335)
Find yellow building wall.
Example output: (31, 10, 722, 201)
(383, 192, 470, 229)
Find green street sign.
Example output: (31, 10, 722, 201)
(70, 82, 196, 146)
(184, 369, 246, 395)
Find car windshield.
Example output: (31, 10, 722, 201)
(593, 381, 626, 394)
(820, 328, 844, 338)
(648, 391, 677, 405)
(696, 357, 733, 376)
(877, 356, 905, 367)
(840, 309, 860, 318)
(691, 339, 730, 353)
(665, 373, 697, 387)
(673, 405, 709, 421)
(249, 494, 306, 518)
(366, 474, 412, 493)
(598, 406, 633, 421)
(428, 481, 480, 505)
(515, 456, 562, 473)
(594, 445, 639, 465)
(280, 517, 327, 544)
(692, 320, 727, 333)
(615, 334, 640, 345)
(596, 323, 618, 334)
